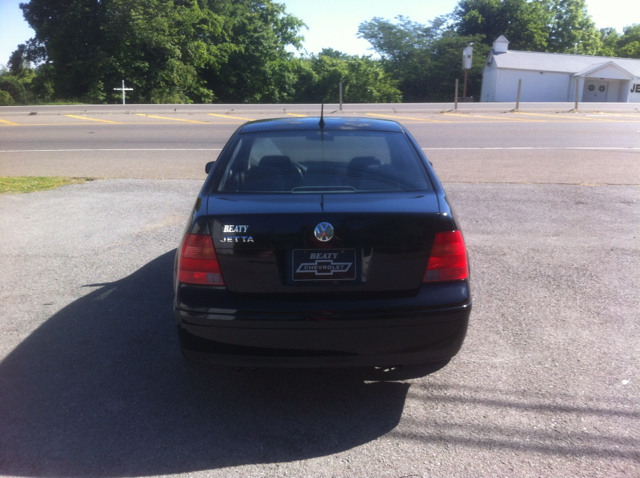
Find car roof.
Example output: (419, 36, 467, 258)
(238, 116, 406, 134)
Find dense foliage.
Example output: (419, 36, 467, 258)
(1, 0, 637, 105)
(453, 0, 603, 54)
(357, 15, 490, 101)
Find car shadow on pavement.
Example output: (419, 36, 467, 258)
(0, 251, 423, 477)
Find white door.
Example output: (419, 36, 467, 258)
(583, 80, 609, 102)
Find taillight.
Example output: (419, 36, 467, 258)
(423, 230, 469, 283)
(178, 233, 225, 285)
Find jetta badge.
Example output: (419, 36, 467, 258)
(314, 222, 334, 242)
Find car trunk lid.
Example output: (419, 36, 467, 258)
(208, 192, 445, 295)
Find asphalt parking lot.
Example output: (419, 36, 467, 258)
(0, 104, 638, 477)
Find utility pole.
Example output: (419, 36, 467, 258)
(114, 80, 133, 105)
(454, 79, 459, 111)
(463, 70, 468, 98)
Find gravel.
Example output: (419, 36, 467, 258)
(0, 179, 637, 478)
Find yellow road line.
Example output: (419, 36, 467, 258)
(514, 112, 613, 121)
(0, 118, 20, 126)
(8, 122, 115, 126)
(0, 121, 258, 127)
(366, 113, 451, 123)
(451, 120, 546, 123)
(29, 123, 119, 126)
(286, 113, 306, 117)
(444, 113, 544, 122)
(66, 115, 123, 124)
(136, 114, 210, 124)
(207, 113, 254, 121)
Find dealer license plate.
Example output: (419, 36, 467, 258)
(292, 249, 356, 281)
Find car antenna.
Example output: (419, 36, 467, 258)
(319, 102, 325, 130)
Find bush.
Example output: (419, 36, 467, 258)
(0, 76, 28, 104)
(0, 89, 15, 105)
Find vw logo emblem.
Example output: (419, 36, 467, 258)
(314, 222, 334, 242)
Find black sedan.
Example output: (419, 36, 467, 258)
(174, 116, 471, 369)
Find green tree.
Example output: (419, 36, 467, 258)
(454, 0, 549, 51)
(358, 15, 447, 101)
(430, 33, 490, 101)
(199, 0, 306, 102)
(3, 45, 43, 104)
(358, 15, 491, 101)
(19, 0, 304, 103)
(544, 0, 601, 54)
(615, 24, 640, 58)
(0, 75, 28, 104)
(0, 67, 16, 105)
(0, 90, 14, 106)
(100, 0, 228, 103)
(29, 64, 56, 102)
(21, 0, 106, 100)
(316, 48, 351, 60)
(454, 0, 601, 54)
(293, 52, 401, 103)
(598, 27, 621, 56)
(8, 44, 29, 77)
(342, 57, 402, 103)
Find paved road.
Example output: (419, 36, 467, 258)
(2, 104, 639, 184)
(0, 105, 638, 477)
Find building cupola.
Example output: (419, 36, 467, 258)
(493, 35, 509, 54)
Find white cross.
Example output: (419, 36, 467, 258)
(113, 80, 133, 105)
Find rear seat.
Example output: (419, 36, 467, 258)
(244, 155, 303, 192)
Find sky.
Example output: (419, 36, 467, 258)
(1, 0, 638, 68)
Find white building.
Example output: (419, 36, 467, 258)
(481, 35, 640, 103)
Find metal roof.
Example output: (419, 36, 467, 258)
(490, 50, 640, 77)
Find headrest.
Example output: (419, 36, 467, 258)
(259, 155, 292, 167)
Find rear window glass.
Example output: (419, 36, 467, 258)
(215, 130, 432, 194)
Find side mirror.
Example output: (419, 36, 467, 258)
(205, 161, 215, 174)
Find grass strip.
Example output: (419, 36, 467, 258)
(0, 176, 93, 194)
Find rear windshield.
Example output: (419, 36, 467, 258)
(215, 130, 432, 194)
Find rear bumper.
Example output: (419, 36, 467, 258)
(174, 283, 471, 368)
